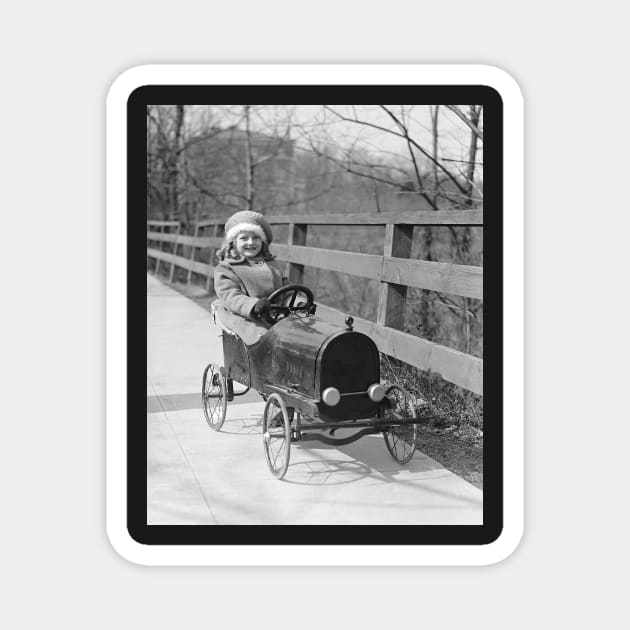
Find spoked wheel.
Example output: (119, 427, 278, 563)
(382, 385, 417, 464)
(262, 393, 291, 480)
(202, 362, 227, 431)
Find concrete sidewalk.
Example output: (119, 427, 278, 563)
(147, 273, 482, 525)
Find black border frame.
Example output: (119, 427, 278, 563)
(129, 86, 503, 546)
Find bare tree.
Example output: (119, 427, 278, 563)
(147, 105, 231, 224)
(177, 105, 302, 218)
(296, 104, 483, 212)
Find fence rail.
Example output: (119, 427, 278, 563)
(193, 209, 483, 228)
(147, 211, 483, 394)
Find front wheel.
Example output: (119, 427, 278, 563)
(202, 362, 227, 431)
(382, 385, 417, 464)
(262, 393, 291, 479)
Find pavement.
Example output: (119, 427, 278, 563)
(147, 273, 483, 525)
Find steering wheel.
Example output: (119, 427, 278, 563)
(263, 284, 316, 325)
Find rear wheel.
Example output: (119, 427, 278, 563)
(202, 362, 227, 431)
(262, 393, 291, 479)
(382, 385, 417, 464)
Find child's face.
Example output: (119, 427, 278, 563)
(235, 231, 263, 258)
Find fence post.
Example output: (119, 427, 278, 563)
(187, 223, 199, 285)
(377, 223, 413, 330)
(168, 223, 180, 283)
(155, 225, 165, 275)
(287, 223, 307, 284)
(147, 224, 153, 272)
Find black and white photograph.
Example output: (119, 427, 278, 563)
(8, 0, 630, 618)
(140, 92, 501, 541)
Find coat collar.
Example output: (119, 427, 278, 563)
(225, 256, 265, 266)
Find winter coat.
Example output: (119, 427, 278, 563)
(213, 256, 286, 344)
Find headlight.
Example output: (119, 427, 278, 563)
(368, 383, 385, 402)
(321, 387, 341, 406)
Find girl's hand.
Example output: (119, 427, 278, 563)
(251, 298, 271, 320)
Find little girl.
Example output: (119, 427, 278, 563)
(213, 210, 287, 344)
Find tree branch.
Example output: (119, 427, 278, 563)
(444, 105, 484, 141)
(378, 105, 468, 196)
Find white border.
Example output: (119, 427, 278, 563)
(106, 64, 523, 566)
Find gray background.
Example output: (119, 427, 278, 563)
(2, 1, 627, 627)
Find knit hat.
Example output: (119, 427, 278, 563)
(224, 210, 273, 244)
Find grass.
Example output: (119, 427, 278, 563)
(414, 425, 483, 489)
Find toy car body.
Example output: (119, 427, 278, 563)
(202, 284, 423, 479)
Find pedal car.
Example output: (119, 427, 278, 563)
(202, 284, 422, 480)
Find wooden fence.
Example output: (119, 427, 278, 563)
(147, 210, 483, 395)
